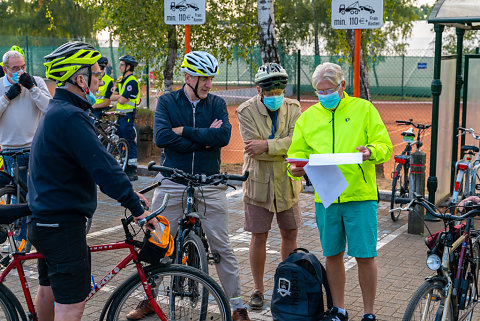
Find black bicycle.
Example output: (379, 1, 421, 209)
(390, 119, 431, 221)
(92, 112, 130, 171)
(0, 149, 30, 252)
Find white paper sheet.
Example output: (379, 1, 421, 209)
(309, 153, 363, 166)
(303, 153, 362, 208)
(304, 163, 348, 208)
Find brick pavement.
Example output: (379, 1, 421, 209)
(3, 175, 478, 320)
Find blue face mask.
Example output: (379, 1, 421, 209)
(263, 95, 284, 111)
(11, 72, 19, 84)
(317, 91, 341, 109)
(81, 75, 97, 106)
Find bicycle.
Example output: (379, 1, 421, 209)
(0, 149, 30, 253)
(390, 119, 431, 221)
(145, 161, 249, 277)
(451, 127, 480, 206)
(92, 112, 130, 172)
(0, 195, 232, 320)
(393, 194, 480, 321)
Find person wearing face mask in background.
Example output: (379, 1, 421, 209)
(0, 46, 26, 78)
(236, 63, 303, 310)
(287, 62, 392, 321)
(0, 47, 51, 250)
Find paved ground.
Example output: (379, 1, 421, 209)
(3, 175, 477, 320)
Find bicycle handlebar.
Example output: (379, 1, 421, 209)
(458, 127, 480, 140)
(147, 161, 249, 184)
(125, 193, 170, 227)
(396, 119, 431, 130)
(390, 193, 480, 222)
(0, 148, 31, 156)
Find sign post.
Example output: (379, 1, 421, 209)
(331, 0, 383, 97)
(164, 0, 206, 54)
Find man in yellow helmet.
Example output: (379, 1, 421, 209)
(91, 56, 114, 119)
(110, 55, 140, 181)
(28, 41, 153, 321)
(0, 45, 25, 78)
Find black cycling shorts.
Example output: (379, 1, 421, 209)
(28, 220, 91, 304)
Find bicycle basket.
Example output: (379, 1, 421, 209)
(138, 215, 174, 265)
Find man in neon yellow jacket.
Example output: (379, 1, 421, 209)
(287, 62, 392, 321)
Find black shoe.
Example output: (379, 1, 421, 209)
(248, 291, 264, 310)
(324, 307, 349, 321)
(361, 314, 376, 321)
(126, 165, 138, 181)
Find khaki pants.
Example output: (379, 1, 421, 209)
(152, 174, 242, 299)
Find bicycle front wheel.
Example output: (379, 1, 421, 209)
(402, 279, 454, 321)
(181, 233, 209, 274)
(391, 164, 409, 221)
(462, 239, 480, 321)
(0, 284, 21, 320)
(106, 264, 231, 321)
(109, 138, 129, 172)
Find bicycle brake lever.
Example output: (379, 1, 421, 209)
(226, 183, 236, 190)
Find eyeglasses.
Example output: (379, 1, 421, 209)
(91, 71, 103, 78)
(315, 83, 341, 96)
(7, 65, 26, 73)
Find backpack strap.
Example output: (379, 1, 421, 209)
(319, 262, 333, 310)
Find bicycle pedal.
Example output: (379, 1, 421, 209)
(207, 252, 220, 264)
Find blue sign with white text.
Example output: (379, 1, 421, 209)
(417, 62, 427, 69)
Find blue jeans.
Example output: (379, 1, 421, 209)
(117, 112, 137, 161)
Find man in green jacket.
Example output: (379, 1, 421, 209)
(287, 62, 392, 321)
(236, 63, 303, 310)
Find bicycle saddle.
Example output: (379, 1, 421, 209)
(0, 204, 31, 224)
(461, 145, 479, 153)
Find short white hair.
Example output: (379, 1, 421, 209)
(311, 62, 344, 89)
(3, 51, 24, 67)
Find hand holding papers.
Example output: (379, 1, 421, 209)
(303, 153, 363, 208)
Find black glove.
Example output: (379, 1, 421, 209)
(18, 72, 35, 90)
(5, 83, 21, 101)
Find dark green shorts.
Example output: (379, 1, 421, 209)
(315, 201, 377, 258)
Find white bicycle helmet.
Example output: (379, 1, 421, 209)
(181, 51, 219, 77)
(255, 63, 288, 91)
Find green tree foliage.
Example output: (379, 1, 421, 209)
(0, 0, 96, 39)
(78, 0, 257, 90)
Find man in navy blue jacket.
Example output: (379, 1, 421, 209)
(126, 51, 250, 321)
(27, 42, 154, 321)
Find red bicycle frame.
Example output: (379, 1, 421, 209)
(0, 241, 168, 321)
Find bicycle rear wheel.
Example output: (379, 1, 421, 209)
(462, 239, 480, 321)
(402, 279, 454, 321)
(109, 138, 129, 172)
(391, 164, 409, 221)
(106, 264, 231, 321)
(0, 186, 31, 253)
(0, 284, 20, 320)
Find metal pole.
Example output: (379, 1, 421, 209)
(401, 55, 405, 99)
(354, 29, 361, 97)
(297, 49, 301, 102)
(185, 25, 191, 54)
(450, 28, 465, 192)
(427, 24, 445, 206)
(146, 64, 150, 109)
(225, 57, 228, 90)
(109, 36, 117, 80)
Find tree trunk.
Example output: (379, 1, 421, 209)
(163, 25, 177, 94)
(345, 30, 384, 177)
(257, 0, 280, 64)
(312, 0, 319, 56)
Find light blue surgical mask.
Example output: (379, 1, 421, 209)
(81, 75, 97, 106)
(317, 91, 341, 109)
(11, 72, 19, 84)
(263, 95, 284, 111)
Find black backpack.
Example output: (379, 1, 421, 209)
(271, 248, 333, 321)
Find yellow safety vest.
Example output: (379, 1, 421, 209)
(116, 74, 140, 113)
(96, 74, 114, 105)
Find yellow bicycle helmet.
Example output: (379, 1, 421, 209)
(44, 41, 101, 86)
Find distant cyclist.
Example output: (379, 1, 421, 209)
(28, 41, 154, 321)
(0, 45, 51, 250)
(0, 45, 25, 78)
(91, 56, 114, 119)
(110, 55, 140, 181)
